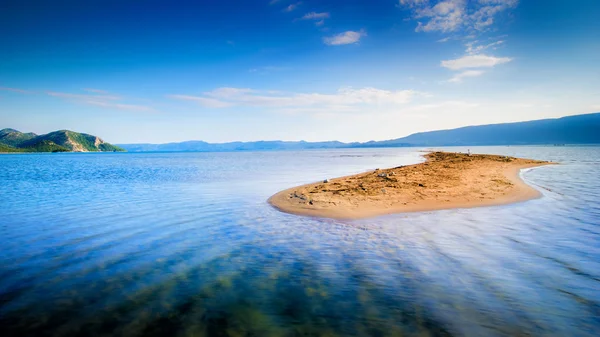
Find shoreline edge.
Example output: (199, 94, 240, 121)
(268, 151, 554, 220)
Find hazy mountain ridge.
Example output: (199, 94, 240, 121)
(120, 140, 351, 152)
(0, 129, 124, 152)
(118, 113, 600, 152)
(388, 113, 600, 146)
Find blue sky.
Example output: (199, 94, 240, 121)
(1, 0, 599, 143)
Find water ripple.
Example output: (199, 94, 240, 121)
(1, 147, 599, 336)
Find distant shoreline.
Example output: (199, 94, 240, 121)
(117, 112, 600, 152)
(268, 151, 554, 220)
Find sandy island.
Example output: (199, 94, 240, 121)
(268, 151, 553, 219)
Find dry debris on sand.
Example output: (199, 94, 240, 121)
(268, 151, 552, 219)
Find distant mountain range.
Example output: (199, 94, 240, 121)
(382, 112, 600, 146)
(3, 113, 598, 153)
(0, 129, 124, 153)
(118, 112, 600, 152)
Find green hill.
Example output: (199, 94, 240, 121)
(0, 128, 124, 153)
(0, 142, 22, 153)
(0, 128, 37, 147)
(22, 140, 70, 152)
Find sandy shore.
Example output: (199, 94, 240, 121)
(268, 151, 553, 219)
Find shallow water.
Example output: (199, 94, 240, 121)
(1, 146, 599, 336)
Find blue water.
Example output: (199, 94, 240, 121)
(1, 147, 599, 336)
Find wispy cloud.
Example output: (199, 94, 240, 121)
(465, 40, 504, 54)
(170, 87, 422, 113)
(248, 66, 290, 74)
(83, 88, 108, 94)
(0, 87, 30, 94)
(47, 91, 120, 101)
(301, 12, 330, 20)
(299, 11, 330, 26)
(47, 90, 154, 112)
(398, 0, 519, 34)
(410, 100, 479, 110)
(441, 54, 512, 69)
(168, 95, 234, 108)
(447, 70, 485, 83)
(85, 101, 155, 112)
(283, 2, 301, 12)
(323, 30, 366, 46)
(205, 87, 255, 98)
(440, 38, 510, 82)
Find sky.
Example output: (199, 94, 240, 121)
(1, 0, 599, 144)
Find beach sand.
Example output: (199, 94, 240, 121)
(268, 151, 553, 219)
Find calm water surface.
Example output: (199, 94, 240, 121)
(1, 147, 599, 336)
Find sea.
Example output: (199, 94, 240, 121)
(1, 146, 599, 336)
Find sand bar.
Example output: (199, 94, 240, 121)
(268, 151, 553, 219)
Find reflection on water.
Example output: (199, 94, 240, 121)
(0, 147, 599, 336)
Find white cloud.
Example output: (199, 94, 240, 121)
(301, 12, 329, 20)
(47, 91, 120, 101)
(447, 70, 485, 83)
(465, 40, 504, 54)
(415, 0, 466, 33)
(85, 101, 155, 112)
(284, 2, 301, 12)
(83, 88, 108, 94)
(170, 87, 421, 113)
(204, 87, 255, 98)
(511, 103, 534, 108)
(248, 66, 289, 73)
(410, 100, 479, 110)
(300, 12, 330, 26)
(323, 30, 366, 46)
(441, 54, 512, 69)
(440, 40, 510, 82)
(399, 0, 429, 6)
(168, 95, 233, 108)
(47, 91, 154, 112)
(0, 87, 30, 93)
(398, 0, 518, 33)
